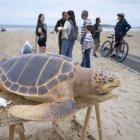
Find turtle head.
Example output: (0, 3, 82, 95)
(91, 69, 120, 95)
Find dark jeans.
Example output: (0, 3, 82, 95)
(58, 36, 62, 54)
(81, 48, 91, 68)
(61, 38, 75, 58)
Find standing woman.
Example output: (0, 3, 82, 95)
(35, 14, 47, 53)
(61, 10, 76, 58)
(111, 13, 131, 57)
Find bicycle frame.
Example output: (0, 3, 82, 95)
(107, 34, 126, 53)
(106, 34, 116, 53)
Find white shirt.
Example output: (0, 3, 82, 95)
(63, 20, 72, 39)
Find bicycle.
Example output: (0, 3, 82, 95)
(101, 33, 132, 62)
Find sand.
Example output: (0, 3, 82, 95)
(0, 30, 140, 140)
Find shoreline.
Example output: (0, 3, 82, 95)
(1, 26, 140, 32)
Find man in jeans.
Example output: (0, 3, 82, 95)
(80, 10, 92, 67)
(54, 11, 67, 54)
(81, 10, 92, 44)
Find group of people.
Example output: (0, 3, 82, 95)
(35, 10, 131, 68)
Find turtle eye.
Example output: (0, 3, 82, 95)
(108, 78, 113, 82)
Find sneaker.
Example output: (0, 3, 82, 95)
(93, 53, 98, 57)
(117, 54, 122, 59)
(110, 53, 116, 58)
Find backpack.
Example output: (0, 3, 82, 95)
(91, 25, 96, 38)
(68, 21, 78, 41)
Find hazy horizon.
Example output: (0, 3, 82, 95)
(0, 24, 140, 28)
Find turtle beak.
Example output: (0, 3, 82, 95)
(100, 78, 120, 95)
(113, 78, 120, 87)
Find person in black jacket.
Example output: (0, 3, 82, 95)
(112, 13, 131, 55)
(111, 13, 131, 57)
(54, 12, 67, 54)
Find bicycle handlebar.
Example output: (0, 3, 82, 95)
(106, 34, 133, 38)
(126, 35, 133, 37)
(106, 34, 114, 38)
(111, 34, 115, 36)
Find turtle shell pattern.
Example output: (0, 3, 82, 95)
(0, 53, 77, 95)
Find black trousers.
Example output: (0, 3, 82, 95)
(58, 36, 62, 54)
(115, 35, 123, 48)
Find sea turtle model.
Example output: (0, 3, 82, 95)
(0, 53, 120, 121)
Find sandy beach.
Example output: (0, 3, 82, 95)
(0, 30, 140, 140)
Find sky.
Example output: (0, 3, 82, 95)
(0, 0, 140, 27)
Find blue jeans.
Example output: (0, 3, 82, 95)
(61, 38, 75, 58)
(81, 48, 91, 68)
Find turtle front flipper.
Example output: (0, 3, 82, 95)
(8, 98, 76, 121)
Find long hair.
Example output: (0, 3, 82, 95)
(35, 14, 44, 36)
(67, 10, 76, 26)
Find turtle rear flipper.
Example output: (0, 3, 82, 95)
(8, 98, 76, 121)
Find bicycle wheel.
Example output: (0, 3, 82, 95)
(101, 40, 112, 57)
(116, 42, 129, 62)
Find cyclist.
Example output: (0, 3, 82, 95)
(111, 13, 131, 57)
